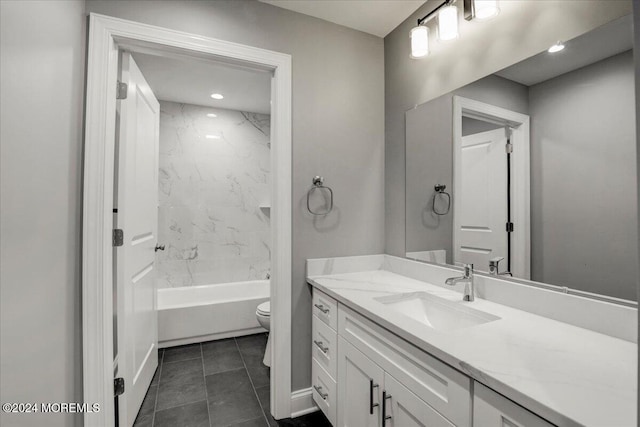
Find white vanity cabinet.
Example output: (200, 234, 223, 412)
(473, 383, 554, 427)
(313, 289, 338, 329)
(337, 336, 384, 427)
(384, 374, 456, 427)
(311, 288, 558, 427)
(311, 290, 339, 425)
(335, 304, 470, 427)
(338, 336, 455, 427)
(311, 289, 470, 427)
(306, 247, 639, 427)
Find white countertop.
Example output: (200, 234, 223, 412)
(307, 269, 637, 427)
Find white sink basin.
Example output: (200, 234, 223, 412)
(375, 292, 500, 332)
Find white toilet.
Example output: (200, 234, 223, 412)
(256, 301, 271, 367)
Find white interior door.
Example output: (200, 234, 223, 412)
(115, 52, 160, 427)
(455, 127, 508, 272)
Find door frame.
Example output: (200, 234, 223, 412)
(452, 96, 531, 278)
(82, 13, 292, 426)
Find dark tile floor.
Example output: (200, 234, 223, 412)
(134, 333, 332, 427)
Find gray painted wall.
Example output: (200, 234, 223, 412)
(85, 0, 386, 392)
(462, 117, 503, 137)
(0, 1, 86, 426)
(405, 95, 454, 261)
(385, 0, 632, 258)
(529, 51, 637, 300)
(405, 75, 528, 264)
(455, 75, 529, 116)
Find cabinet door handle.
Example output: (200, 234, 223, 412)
(313, 340, 329, 354)
(314, 303, 330, 314)
(369, 379, 379, 414)
(313, 385, 328, 400)
(382, 391, 392, 427)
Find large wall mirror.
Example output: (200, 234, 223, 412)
(405, 14, 637, 302)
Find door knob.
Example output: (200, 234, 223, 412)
(155, 244, 165, 252)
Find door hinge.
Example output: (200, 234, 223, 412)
(116, 81, 128, 100)
(505, 142, 513, 154)
(113, 229, 124, 247)
(114, 377, 125, 397)
(506, 222, 514, 233)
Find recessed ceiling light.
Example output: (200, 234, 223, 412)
(210, 93, 224, 100)
(548, 42, 565, 53)
(206, 113, 217, 118)
(205, 135, 220, 139)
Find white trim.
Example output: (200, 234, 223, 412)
(82, 14, 292, 426)
(290, 388, 319, 418)
(452, 96, 531, 279)
(158, 327, 266, 349)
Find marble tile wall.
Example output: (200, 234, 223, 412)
(156, 101, 271, 288)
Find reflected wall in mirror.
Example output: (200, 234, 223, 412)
(405, 15, 637, 301)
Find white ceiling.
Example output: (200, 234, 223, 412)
(496, 14, 633, 87)
(130, 0, 429, 112)
(259, 0, 427, 37)
(131, 52, 272, 114)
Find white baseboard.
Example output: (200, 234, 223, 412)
(290, 387, 318, 418)
(158, 327, 266, 348)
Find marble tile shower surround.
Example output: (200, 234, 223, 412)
(157, 101, 271, 288)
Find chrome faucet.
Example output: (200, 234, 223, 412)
(489, 257, 503, 275)
(488, 257, 512, 276)
(445, 264, 474, 302)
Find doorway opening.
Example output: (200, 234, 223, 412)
(83, 14, 292, 426)
(453, 96, 531, 279)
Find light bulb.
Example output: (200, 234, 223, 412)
(474, 0, 499, 20)
(438, 5, 459, 41)
(410, 26, 429, 58)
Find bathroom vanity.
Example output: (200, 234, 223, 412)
(307, 255, 637, 427)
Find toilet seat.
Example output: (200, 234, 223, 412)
(257, 301, 270, 316)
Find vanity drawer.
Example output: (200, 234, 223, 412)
(313, 290, 337, 330)
(474, 383, 554, 427)
(312, 358, 337, 425)
(312, 314, 337, 380)
(338, 305, 471, 427)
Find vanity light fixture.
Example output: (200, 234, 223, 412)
(206, 113, 217, 118)
(411, 0, 499, 59)
(438, 5, 459, 41)
(411, 0, 453, 57)
(210, 93, 224, 100)
(464, 0, 499, 21)
(548, 41, 565, 53)
(410, 25, 430, 58)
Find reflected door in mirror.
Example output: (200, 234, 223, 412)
(456, 128, 508, 272)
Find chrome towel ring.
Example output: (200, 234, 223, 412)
(432, 184, 451, 215)
(307, 176, 334, 215)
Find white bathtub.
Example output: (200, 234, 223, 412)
(158, 280, 269, 348)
